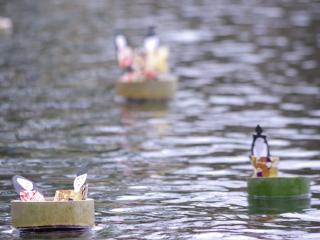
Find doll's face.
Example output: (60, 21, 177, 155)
(74, 173, 87, 192)
(17, 178, 33, 191)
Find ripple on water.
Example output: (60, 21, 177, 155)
(166, 29, 214, 44)
(0, 0, 320, 239)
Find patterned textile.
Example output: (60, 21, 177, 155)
(250, 156, 279, 177)
(20, 191, 45, 202)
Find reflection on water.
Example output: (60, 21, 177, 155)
(248, 197, 311, 215)
(18, 229, 93, 239)
(0, 0, 320, 239)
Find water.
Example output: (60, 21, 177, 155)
(0, 0, 319, 239)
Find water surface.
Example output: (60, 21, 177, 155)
(0, 0, 320, 239)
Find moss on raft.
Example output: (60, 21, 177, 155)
(247, 177, 310, 199)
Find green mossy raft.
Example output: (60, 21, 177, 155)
(247, 177, 310, 199)
(116, 76, 178, 101)
(11, 199, 94, 231)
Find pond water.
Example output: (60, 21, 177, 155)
(0, 0, 320, 239)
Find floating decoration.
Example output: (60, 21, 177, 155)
(114, 26, 178, 101)
(11, 168, 94, 231)
(250, 125, 279, 177)
(247, 125, 310, 200)
(54, 166, 88, 201)
(12, 175, 45, 202)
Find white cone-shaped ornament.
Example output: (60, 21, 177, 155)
(144, 26, 159, 53)
(253, 138, 268, 159)
(12, 175, 45, 202)
(250, 125, 279, 178)
(74, 168, 87, 193)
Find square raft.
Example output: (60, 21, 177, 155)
(11, 198, 95, 231)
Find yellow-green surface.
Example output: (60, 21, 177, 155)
(116, 77, 178, 100)
(11, 198, 94, 229)
(247, 177, 310, 199)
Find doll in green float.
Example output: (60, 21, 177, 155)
(250, 125, 279, 177)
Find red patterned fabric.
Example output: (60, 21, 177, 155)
(20, 191, 44, 202)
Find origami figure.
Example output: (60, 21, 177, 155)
(250, 125, 279, 177)
(12, 167, 88, 202)
(114, 26, 170, 82)
(12, 175, 45, 202)
(54, 167, 88, 201)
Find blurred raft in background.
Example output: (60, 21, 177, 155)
(0, 0, 320, 240)
(114, 27, 178, 100)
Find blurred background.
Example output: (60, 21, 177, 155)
(0, 0, 319, 239)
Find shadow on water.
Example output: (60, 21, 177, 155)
(18, 228, 93, 239)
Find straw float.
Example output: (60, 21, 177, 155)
(11, 167, 94, 231)
(114, 26, 178, 101)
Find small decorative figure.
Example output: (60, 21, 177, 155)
(11, 168, 94, 231)
(12, 167, 88, 202)
(114, 30, 134, 73)
(12, 175, 45, 202)
(114, 26, 170, 82)
(250, 125, 279, 177)
(54, 166, 88, 201)
(144, 26, 159, 52)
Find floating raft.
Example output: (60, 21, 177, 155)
(116, 76, 178, 101)
(11, 199, 94, 231)
(247, 177, 310, 199)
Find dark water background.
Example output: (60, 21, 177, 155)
(0, 0, 320, 239)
